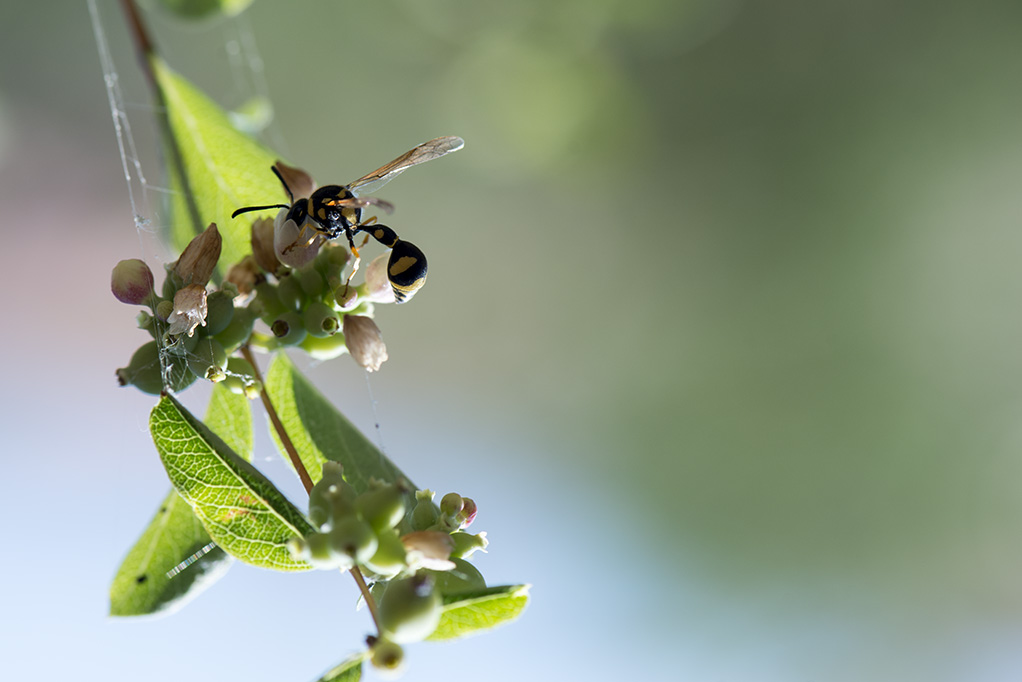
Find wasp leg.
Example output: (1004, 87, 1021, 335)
(282, 222, 320, 255)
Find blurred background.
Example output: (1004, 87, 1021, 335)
(3, 0, 1022, 680)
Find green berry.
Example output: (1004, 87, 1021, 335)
(276, 272, 305, 310)
(204, 290, 235, 336)
(303, 300, 341, 338)
(187, 338, 228, 380)
(299, 332, 348, 361)
(362, 529, 408, 579)
(296, 266, 325, 298)
(328, 517, 378, 565)
(356, 481, 407, 533)
(271, 311, 307, 345)
(369, 638, 404, 673)
(308, 472, 357, 529)
(378, 574, 442, 643)
(116, 341, 196, 395)
(214, 306, 255, 353)
(253, 281, 286, 319)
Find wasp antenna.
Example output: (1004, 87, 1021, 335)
(231, 204, 289, 218)
(271, 165, 295, 204)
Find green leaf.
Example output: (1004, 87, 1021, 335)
(427, 585, 531, 641)
(311, 653, 366, 682)
(110, 384, 254, 616)
(263, 353, 408, 492)
(156, 0, 255, 19)
(151, 57, 283, 272)
(150, 393, 315, 571)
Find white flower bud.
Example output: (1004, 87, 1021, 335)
(364, 253, 397, 303)
(274, 209, 322, 268)
(342, 315, 388, 372)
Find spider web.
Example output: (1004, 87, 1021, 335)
(88, 0, 391, 508)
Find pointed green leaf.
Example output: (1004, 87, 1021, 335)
(312, 653, 366, 682)
(150, 393, 314, 571)
(152, 57, 284, 271)
(110, 384, 254, 616)
(427, 585, 531, 641)
(263, 353, 408, 491)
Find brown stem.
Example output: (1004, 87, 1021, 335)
(117, 0, 207, 244)
(240, 346, 314, 494)
(349, 567, 383, 634)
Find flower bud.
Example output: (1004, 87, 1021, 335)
(378, 574, 442, 643)
(172, 223, 221, 286)
(288, 532, 349, 571)
(335, 284, 360, 311)
(410, 490, 439, 531)
(250, 216, 279, 274)
(275, 211, 322, 268)
(440, 493, 464, 517)
(225, 255, 259, 296)
(449, 531, 488, 560)
(155, 299, 174, 322)
(458, 497, 478, 530)
(343, 315, 388, 372)
(364, 253, 396, 304)
(111, 259, 155, 305)
(166, 284, 208, 337)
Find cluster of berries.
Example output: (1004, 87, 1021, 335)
(290, 463, 487, 672)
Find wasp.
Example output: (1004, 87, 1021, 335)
(232, 136, 464, 303)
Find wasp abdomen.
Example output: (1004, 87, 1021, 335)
(388, 240, 427, 303)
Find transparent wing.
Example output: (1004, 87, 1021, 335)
(347, 136, 464, 196)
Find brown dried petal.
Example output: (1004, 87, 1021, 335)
(401, 530, 456, 571)
(172, 223, 222, 286)
(226, 255, 260, 295)
(342, 315, 388, 371)
(250, 216, 280, 274)
(167, 284, 208, 337)
(274, 160, 316, 200)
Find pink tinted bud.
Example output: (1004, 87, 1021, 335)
(343, 315, 388, 372)
(111, 259, 155, 305)
(364, 253, 396, 303)
(458, 497, 478, 529)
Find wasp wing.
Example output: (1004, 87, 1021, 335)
(347, 136, 464, 196)
(322, 196, 396, 214)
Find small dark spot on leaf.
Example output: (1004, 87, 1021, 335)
(136, 574, 148, 584)
(160, 506, 168, 513)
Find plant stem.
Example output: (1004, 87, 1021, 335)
(118, 0, 207, 243)
(349, 567, 383, 633)
(240, 345, 314, 494)
(240, 345, 381, 633)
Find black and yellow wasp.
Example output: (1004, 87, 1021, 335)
(232, 136, 464, 303)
